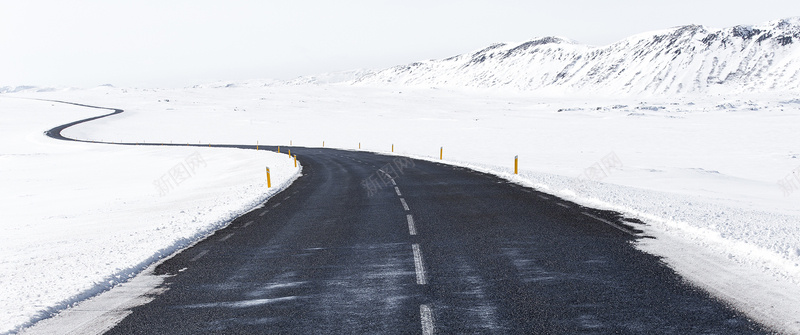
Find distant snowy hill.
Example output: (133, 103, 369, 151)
(281, 69, 375, 86)
(0, 85, 115, 94)
(354, 18, 800, 95)
(0, 86, 56, 94)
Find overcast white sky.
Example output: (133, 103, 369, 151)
(2, 0, 799, 88)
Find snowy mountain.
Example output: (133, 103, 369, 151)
(354, 18, 800, 95)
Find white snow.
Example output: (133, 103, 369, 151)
(5, 83, 797, 333)
(0, 96, 300, 334)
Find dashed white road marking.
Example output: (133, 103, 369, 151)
(407, 215, 417, 235)
(412, 244, 427, 285)
(283, 196, 291, 200)
(395, 186, 402, 196)
(220, 233, 234, 241)
(259, 210, 268, 217)
(272, 203, 281, 208)
(391, 179, 397, 186)
(243, 220, 253, 228)
(556, 202, 570, 209)
(420, 304, 435, 335)
(538, 195, 550, 200)
(400, 198, 410, 211)
(190, 250, 209, 262)
(581, 211, 636, 236)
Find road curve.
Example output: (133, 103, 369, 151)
(40, 99, 123, 141)
(37, 100, 769, 334)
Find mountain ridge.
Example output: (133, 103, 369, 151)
(352, 17, 800, 95)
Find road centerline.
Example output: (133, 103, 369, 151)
(420, 304, 434, 335)
(407, 215, 417, 236)
(412, 244, 427, 285)
(400, 198, 410, 211)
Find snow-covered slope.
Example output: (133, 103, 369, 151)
(355, 18, 800, 95)
(281, 69, 375, 86)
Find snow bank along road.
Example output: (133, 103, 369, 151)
(27, 103, 770, 334)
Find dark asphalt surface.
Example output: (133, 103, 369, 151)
(43, 101, 770, 334)
(103, 148, 766, 334)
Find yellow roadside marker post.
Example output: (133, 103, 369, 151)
(359, 142, 361, 149)
(440, 147, 443, 160)
(266, 167, 272, 188)
(294, 155, 297, 167)
(392, 144, 394, 152)
(288, 149, 291, 156)
(514, 155, 519, 174)
(257, 141, 259, 150)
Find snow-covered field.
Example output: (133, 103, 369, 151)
(2, 83, 800, 333)
(0, 96, 300, 334)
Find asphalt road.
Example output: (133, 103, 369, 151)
(43, 102, 769, 334)
(98, 147, 764, 334)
